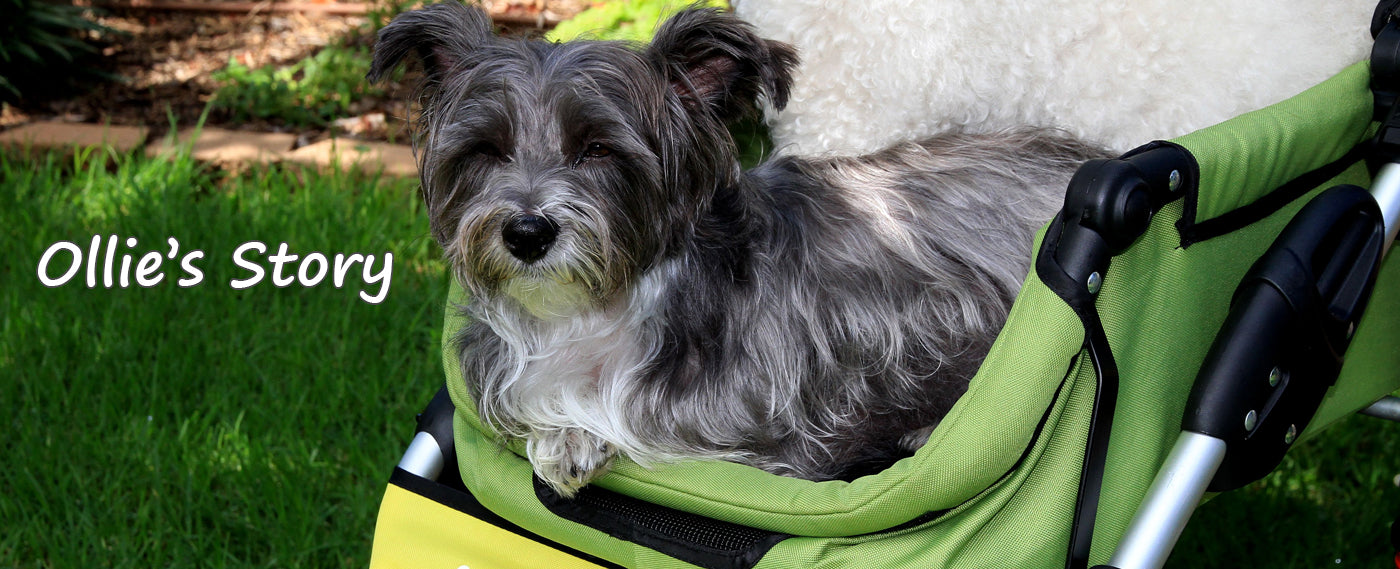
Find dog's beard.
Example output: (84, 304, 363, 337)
(451, 202, 625, 319)
(501, 278, 594, 319)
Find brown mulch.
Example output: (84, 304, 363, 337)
(3, 0, 586, 143)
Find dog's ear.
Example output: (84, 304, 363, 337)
(367, 2, 495, 84)
(647, 7, 798, 121)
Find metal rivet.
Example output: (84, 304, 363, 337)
(1268, 367, 1281, 387)
(1284, 424, 1297, 444)
(1086, 272, 1102, 295)
(1244, 410, 1258, 432)
(1168, 170, 1182, 192)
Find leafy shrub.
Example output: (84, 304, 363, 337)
(547, 0, 727, 43)
(364, 0, 421, 33)
(0, 0, 118, 102)
(211, 44, 394, 128)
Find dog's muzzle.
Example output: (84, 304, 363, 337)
(502, 214, 559, 263)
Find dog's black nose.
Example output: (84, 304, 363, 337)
(502, 215, 558, 263)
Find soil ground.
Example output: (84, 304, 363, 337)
(2, 1, 585, 143)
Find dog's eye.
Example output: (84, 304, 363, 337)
(571, 142, 616, 168)
(583, 143, 612, 159)
(471, 142, 509, 161)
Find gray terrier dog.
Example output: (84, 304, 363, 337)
(370, 2, 1104, 496)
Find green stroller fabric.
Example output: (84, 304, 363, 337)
(436, 61, 1400, 568)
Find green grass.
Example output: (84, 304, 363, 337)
(2, 143, 1398, 567)
(1168, 412, 1400, 567)
(546, 0, 728, 43)
(0, 145, 448, 568)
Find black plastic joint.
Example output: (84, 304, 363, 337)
(1182, 185, 1383, 491)
(416, 386, 458, 468)
(1048, 144, 1192, 300)
(1372, 0, 1400, 38)
(1042, 142, 1193, 569)
(1371, 2, 1400, 145)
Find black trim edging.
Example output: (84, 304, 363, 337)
(1177, 143, 1369, 247)
(536, 479, 790, 569)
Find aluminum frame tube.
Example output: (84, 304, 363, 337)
(397, 431, 446, 480)
(1105, 431, 1228, 569)
(1372, 162, 1400, 251)
(1360, 395, 1400, 422)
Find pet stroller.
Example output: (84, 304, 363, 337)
(368, 6, 1400, 568)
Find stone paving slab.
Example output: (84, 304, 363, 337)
(285, 138, 418, 178)
(146, 127, 298, 164)
(0, 122, 149, 153)
(3, 120, 418, 178)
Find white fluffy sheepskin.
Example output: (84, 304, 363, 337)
(732, 0, 1376, 155)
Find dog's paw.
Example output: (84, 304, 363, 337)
(528, 428, 616, 498)
(898, 424, 938, 452)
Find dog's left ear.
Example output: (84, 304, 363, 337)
(367, 2, 496, 84)
(648, 8, 798, 122)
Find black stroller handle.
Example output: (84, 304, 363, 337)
(1184, 184, 1384, 491)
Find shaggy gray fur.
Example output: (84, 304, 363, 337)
(370, 2, 1106, 496)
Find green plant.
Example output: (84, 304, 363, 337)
(0, 0, 119, 101)
(212, 44, 395, 128)
(364, 0, 423, 33)
(547, 0, 728, 43)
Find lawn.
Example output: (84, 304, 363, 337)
(2, 142, 1399, 568)
(1169, 412, 1400, 567)
(1, 144, 448, 568)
